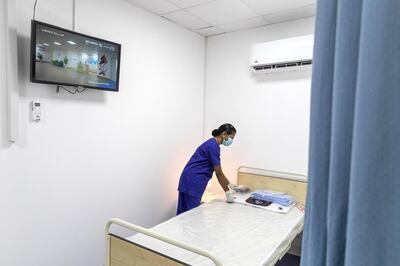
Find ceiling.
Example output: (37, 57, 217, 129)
(125, 0, 316, 36)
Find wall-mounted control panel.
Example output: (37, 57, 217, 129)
(31, 101, 41, 121)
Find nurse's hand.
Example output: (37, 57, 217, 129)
(225, 190, 234, 203)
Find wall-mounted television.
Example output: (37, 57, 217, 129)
(30, 20, 121, 92)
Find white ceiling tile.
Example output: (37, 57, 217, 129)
(168, 0, 214, 8)
(163, 10, 211, 30)
(264, 5, 316, 24)
(218, 16, 268, 32)
(187, 0, 258, 25)
(242, 0, 315, 15)
(126, 0, 180, 14)
(196, 26, 225, 36)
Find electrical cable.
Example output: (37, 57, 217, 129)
(56, 85, 86, 94)
(33, 0, 38, 20)
(72, 0, 75, 30)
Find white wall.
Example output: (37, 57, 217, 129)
(204, 18, 314, 192)
(0, 0, 205, 265)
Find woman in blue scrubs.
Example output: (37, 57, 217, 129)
(177, 123, 237, 215)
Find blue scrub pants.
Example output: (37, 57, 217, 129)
(176, 192, 201, 215)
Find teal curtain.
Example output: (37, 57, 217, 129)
(301, 0, 400, 265)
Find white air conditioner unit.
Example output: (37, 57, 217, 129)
(250, 35, 314, 73)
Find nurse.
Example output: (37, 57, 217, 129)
(177, 123, 237, 215)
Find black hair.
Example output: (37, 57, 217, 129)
(212, 123, 237, 137)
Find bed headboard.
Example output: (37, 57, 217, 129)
(237, 167, 307, 206)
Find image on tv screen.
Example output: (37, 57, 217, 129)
(32, 21, 121, 91)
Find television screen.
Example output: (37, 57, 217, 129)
(30, 20, 121, 91)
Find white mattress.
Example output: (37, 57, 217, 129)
(127, 199, 304, 266)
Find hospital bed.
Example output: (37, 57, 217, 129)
(105, 166, 307, 266)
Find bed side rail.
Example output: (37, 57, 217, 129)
(105, 218, 223, 266)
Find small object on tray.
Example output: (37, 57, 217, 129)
(232, 185, 250, 193)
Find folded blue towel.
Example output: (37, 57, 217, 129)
(250, 190, 294, 206)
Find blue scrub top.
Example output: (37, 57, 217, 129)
(178, 138, 221, 198)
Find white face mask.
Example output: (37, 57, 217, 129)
(222, 137, 233, 146)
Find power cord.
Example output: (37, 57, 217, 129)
(33, 0, 38, 20)
(56, 85, 86, 94)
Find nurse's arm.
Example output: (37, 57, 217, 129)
(214, 165, 230, 192)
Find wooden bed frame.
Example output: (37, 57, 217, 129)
(108, 234, 188, 266)
(105, 167, 307, 266)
